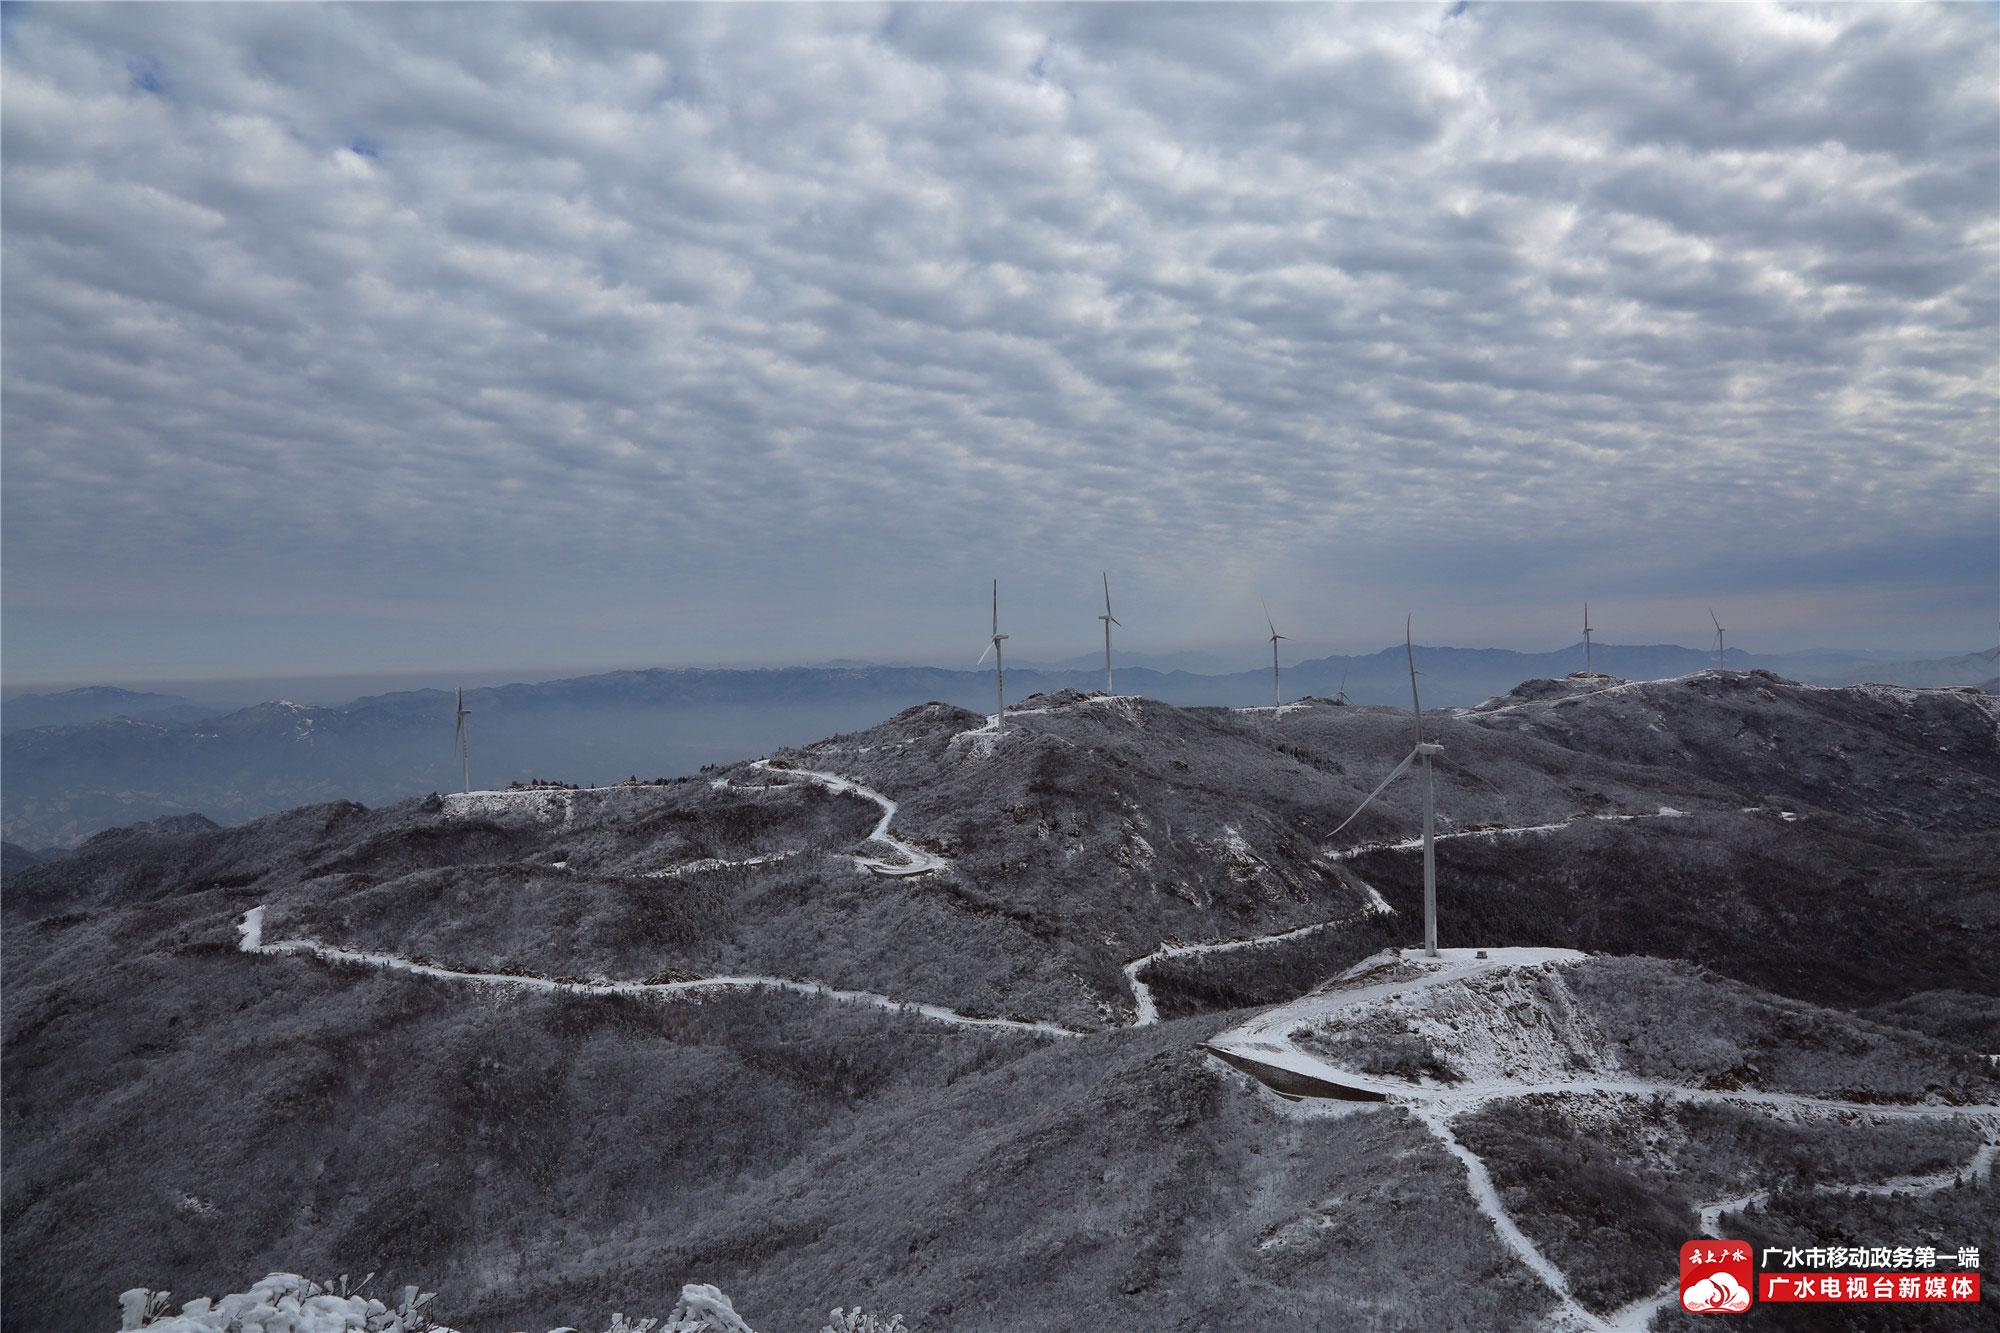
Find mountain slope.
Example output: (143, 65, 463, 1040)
(1464, 670, 2000, 832)
(7, 674, 1998, 1330)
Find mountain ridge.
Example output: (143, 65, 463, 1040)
(6, 672, 1997, 1330)
(6, 647, 1994, 848)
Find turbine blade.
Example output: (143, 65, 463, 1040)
(1103, 571, 1112, 619)
(1260, 595, 1277, 638)
(1709, 606, 1721, 631)
(1327, 748, 1419, 842)
(992, 579, 999, 636)
(975, 641, 993, 667)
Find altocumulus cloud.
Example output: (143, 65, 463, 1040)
(1, 3, 1994, 677)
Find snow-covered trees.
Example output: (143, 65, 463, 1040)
(118, 1273, 442, 1332)
(113, 1275, 910, 1333)
(819, 1312, 909, 1333)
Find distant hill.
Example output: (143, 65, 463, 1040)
(7, 645, 1996, 848)
(0, 842, 42, 878)
(0, 684, 213, 733)
(1804, 647, 2000, 688)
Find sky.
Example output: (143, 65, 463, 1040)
(3, 2, 1996, 688)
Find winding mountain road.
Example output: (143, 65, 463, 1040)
(252, 745, 1999, 1333)
(744, 759, 948, 877)
(1204, 945, 2000, 1332)
(236, 906, 1076, 1037)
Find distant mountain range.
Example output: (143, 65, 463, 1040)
(4, 643, 1993, 848)
(0, 684, 215, 733)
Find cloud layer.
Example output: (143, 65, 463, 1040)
(3, 3, 1995, 678)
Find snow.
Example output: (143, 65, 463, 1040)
(239, 908, 1076, 1037)
(1602, 1142, 2000, 1332)
(643, 851, 798, 879)
(742, 760, 946, 877)
(441, 786, 579, 826)
(120, 1273, 449, 1333)
(1212, 947, 1999, 1117)
(117, 1275, 776, 1333)
(1122, 905, 1390, 1027)
(1461, 673, 1707, 718)
(1207, 946, 2000, 1331)
(1417, 1107, 1595, 1327)
(1323, 807, 1693, 861)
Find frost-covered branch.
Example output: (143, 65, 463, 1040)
(115, 1274, 910, 1333)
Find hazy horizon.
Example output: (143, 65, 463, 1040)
(5, 632, 1992, 711)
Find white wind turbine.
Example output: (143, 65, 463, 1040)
(1262, 598, 1288, 707)
(453, 686, 472, 794)
(974, 578, 1009, 727)
(1709, 607, 1728, 673)
(1098, 572, 1122, 695)
(1335, 666, 1350, 705)
(1327, 616, 1444, 957)
(1583, 602, 1595, 678)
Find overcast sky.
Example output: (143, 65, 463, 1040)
(3, 2, 1995, 686)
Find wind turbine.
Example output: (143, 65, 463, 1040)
(1262, 598, 1288, 707)
(1709, 607, 1727, 673)
(453, 686, 472, 794)
(1098, 572, 1121, 695)
(1583, 603, 1595, 678)
(974, 579, 1009, 727)
(1327, 616, 1444, 957)
(1335, 666, 1350, 705)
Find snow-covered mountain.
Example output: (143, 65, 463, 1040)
(7, 671, 1997, 1330)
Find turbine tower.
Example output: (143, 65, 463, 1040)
(1262, 598, 1288, 707)
(1583, 603, 1595, 678)
(1709, 607, 1727, 673)
(1327, 616, 1445, 957)
(1098, 572, 1121, 695)
(974, 578, 1009, 727)
(453, 686, 472, 794)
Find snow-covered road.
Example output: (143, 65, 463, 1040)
(1205, 946, 2000, 1332)
(743, 759, 948, 877)
(643, 851, 799, 879)
(1601, 1140, 2000, 1332)
(1418, 1105, 1602, 1332)
(1122, 900, 1393, 1027)
(1322, 808, 1691, 862)
(237, 906, 1075, 1038)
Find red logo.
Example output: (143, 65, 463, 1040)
(1682, 1240, 1754, 1314)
